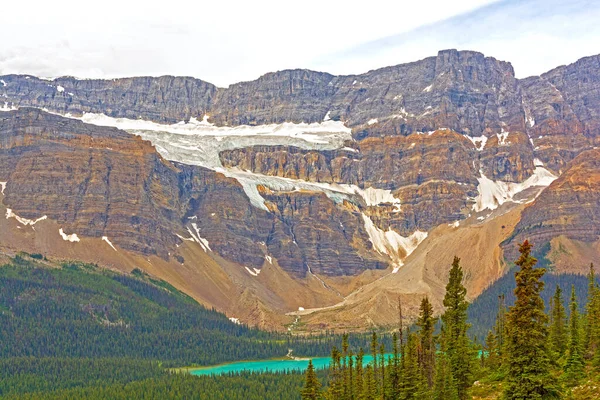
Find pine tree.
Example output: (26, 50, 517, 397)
(355, 348, 364, 398)
(327, 346, 343, 400)
(417, 296, 436, 390)
(362, 364, 376, 400)
(585, 264, 600, 359)
(399, 330, 422, 400)
(302, 360, 322, 400)
(494, 294, 508, 365)
(548, 285, 567, 360)
(440, 256, 476, 399)
(370, 331, 378, 393)
(562, 286, 586, 386)
(433, 352, 459, 400)
(503, 240, 560, 400)
(484, 330, 499, 370)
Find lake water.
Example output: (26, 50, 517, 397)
(190, 354, 387, 376)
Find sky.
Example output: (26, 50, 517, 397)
(1, 0, 598, 87)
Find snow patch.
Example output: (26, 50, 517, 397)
(465, 135, 488, 151)
(56, 86, 65, 93)
(298, 307, 305, 311)
(6, 209, 48, 226)
(102, 236, 117, 251)
(229, 317, 241, 325)
(472, 167, 557, 212)
(59, 228, 80, 242)
(496, 130, 510, 146)
(265, 255, 273, 264)
(367, 118, 378, 125)
(352, 187, 401, 212)
(362, 214, 427, 270)
(448, 220, 460, 228)
(534, 158, 544, 167)
(245, 266, 261, 277)
(323, 111, 331, 122)
(1, 102, 17, 111)
(0, 80, 5, 86)
(423, 84, 433, 92)
(0, 182, 6, 194)
(186, 223, 212, 252)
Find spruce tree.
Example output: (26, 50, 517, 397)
(503, 240, 559, 400)
(326, 346, 343, 399)
(585, 264, 600, 359)
(417, 296, 436, 390)
(302, 360, 322, 400)
(399, 330, 422, 400)
(562, 285, 585, 386)
(440, 256, 476, 399)
(548, 285, 567, 360)
(355, 348, 364, 398)
(484, 330, 499, 370)
(494, 294, 508, 365)
(433, 352, 459, 400)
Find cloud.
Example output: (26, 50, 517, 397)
(314, 0, 600, 78)
(0, 0, 495, 85)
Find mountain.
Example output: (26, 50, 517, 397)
(1, 49, 599, 331)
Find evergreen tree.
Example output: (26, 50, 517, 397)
(484, 330, 499, 371)
(503, 240, 559, 400)
(362, 364, 376, 400)
(433, 352, 459, 400)
(562, 286, 586, 386)
(548, 285, 568, 360)
(302, 360, 322, 400)
(416, 296, 436, 390)
(440, 256, 476, 399)
(494, 294, 508, 365)
(326, 347, 343, 399)
(355, 348, 364, 398)
(399, 330, 422, 400)
(585, 264, 600, 360)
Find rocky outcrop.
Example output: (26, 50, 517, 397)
(0, 108, 387, 278)
(0, 75, 215, 123)
(221, 130, 487, 234)
(504, 148, 600, 260)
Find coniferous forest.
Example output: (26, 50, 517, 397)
(300, 242, 600, 399)
(3, 242, 600, 399)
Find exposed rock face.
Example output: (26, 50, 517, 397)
(0, 108, 387, 279)
(221, 130, 484, 234)
(505, 149, 600, 260)
(0, 75, 215, 123)
(0, 108, 182, 257)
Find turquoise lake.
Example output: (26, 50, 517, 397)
(190, 354, 388, 376)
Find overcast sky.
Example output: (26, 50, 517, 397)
(1, 0, 598, 86)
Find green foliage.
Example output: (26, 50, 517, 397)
(5, 371, 309, 400)
(440, 256, 477, 399)
(562, 286, 586, 386)
(301, 360, 322, 400)
(503, 241, 560, 399)
(549, 285, 568, 360)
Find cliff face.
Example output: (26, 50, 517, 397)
(0, 108, 387, 279)
(0, 75, 216, 123)
(505, 148, 600, 260)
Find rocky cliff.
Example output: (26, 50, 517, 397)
(0, 108, 388, 280)
(505, 148, 600, 264)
